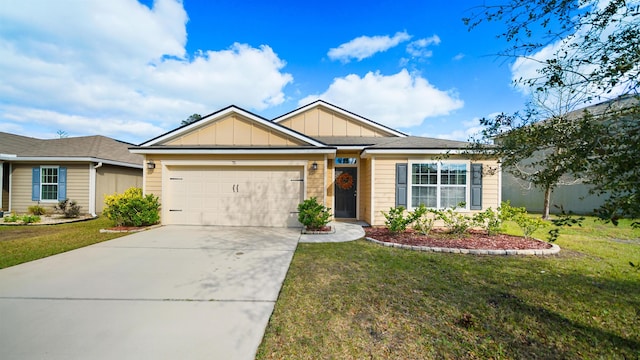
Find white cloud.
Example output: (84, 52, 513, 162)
(453, 53, 465, 61)
(328, 31, 411, 63)
(406, 35, 441, 58)
(299, 69, 464, 128)
(433, 114, 499, 141)
(2, 105, 166, 141)
(0, 0, 292, 143)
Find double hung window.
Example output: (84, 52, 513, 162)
(411, 162, 467, 209)
(40, 166, 59, 201)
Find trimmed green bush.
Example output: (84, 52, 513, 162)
(104, 187, 160, 227)
(298, 197, 331, 230)
(21, 215, 41, 224)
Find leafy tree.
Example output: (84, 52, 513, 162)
(181, 113, 202, 126)
(475, 86, 594, 219)
(465, 0, 639, 225)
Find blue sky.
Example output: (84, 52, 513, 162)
(0, 0, 534, 144)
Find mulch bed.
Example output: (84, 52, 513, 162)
(364, 227, 552, 250)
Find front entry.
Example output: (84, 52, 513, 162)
(334, 167, 357, 218)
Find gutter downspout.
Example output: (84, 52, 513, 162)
(89, 162, 103, 217)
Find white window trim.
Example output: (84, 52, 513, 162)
(407, 160, 470, 211)
(40, 165, 60, 202)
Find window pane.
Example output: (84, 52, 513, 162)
(41, 168, 58, 184)
(411, 186, 436, 207)
(41, 184, 58, 200)
(441, 164, 466, 185)
(441, 186, 465, 208)
(336, 157, 357, 164)
(412, 163, 437, 185)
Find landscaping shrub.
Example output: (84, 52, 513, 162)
(21, 215, 41, 224)
(382, 201, 548, 240)
(473, 207, 503, 236)
(28, 205, 47, 215)
(104, 187, 160, 227)
(412, 204, 435, 236)
(298, 197, 331, 230)
(499, 201, 547, 239)
(432, 202, 473, 236)
(4, 213, 19, 223)
(55, 199, 81, 218)
(382, 206, 415, 234)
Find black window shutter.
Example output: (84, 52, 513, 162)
(396, 163, 408, 208)
(470, 163, 482, 210)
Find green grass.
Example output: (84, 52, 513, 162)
(257, 218, 640, 359)
(0, 216, 128, 269)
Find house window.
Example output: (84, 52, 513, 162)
(411, 162, 467, 209)
(335, 157, 357, 165)
(41, 166, 59, 201)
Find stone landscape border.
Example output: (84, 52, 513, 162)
(365, 237, 561, 255)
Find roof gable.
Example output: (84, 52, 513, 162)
(273, 100, 406, 138)
(141, 106, 326, 147)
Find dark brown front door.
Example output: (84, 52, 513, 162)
(335, 167, 357, 218)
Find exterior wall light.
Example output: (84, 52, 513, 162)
(311, 162, 318, 171)
(147, 161, 156, 169)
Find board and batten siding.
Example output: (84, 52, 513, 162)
(278, 107, 392, 137)
(10, 163, 90, 213)
(166, 114, 304, 146)
(95, 165, 143, 213)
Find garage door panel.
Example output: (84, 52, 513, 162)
(165, 166, 303, 227)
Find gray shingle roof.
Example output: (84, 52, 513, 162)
(366, 136, 471, 149)
(0, 132, 143, 167)
(312, 136, 395, 146)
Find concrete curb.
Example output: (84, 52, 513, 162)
(99, 224, 163, 233)
(365, 237, 561, 256)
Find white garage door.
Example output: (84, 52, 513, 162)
(165, 166, 303, 227)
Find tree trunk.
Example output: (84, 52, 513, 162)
(542, 186, 552, 220)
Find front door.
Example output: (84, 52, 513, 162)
(335, 167, 357, 218)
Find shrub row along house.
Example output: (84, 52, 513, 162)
(0, 132, 143, 215)
(130, 100, 501, 227)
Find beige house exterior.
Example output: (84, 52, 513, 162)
(0, 132, 143, 215)
(131, 101, 501, 227)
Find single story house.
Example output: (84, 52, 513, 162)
(130, 100, 501, 227)
(0, 132, 144, 215)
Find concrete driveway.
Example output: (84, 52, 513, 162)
(0, 225, 300, 360)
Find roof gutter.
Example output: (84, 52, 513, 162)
(360, 148, 474, 158)
(0, 156, 143, 169)
(129, 148, 337, 156)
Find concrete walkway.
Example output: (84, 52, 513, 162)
(299, 221, 366, 243)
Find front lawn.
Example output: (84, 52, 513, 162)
(257, 218, 640, 359)
(0, 216, 128, 269)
